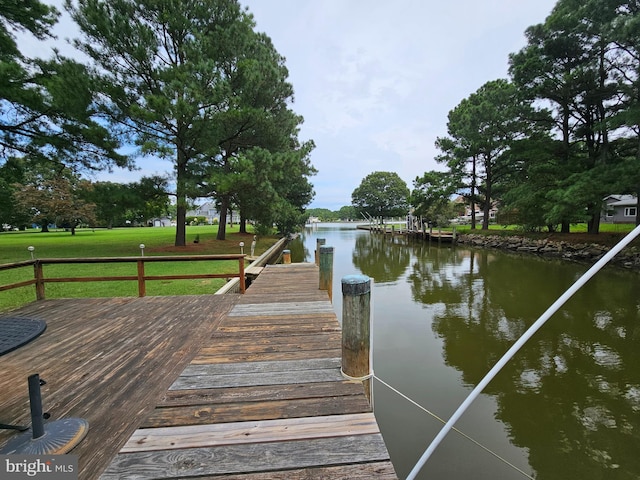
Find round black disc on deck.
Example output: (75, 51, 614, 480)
(0, 317, 47, 356)
(0, 418, 89, 455)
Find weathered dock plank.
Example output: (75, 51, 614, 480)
(163, 462, 398, 480)
(170, 366, 344, 390)
(227, 300, 335, 316)
(123, 412, 380, 452)
(101, 434, 391, 479)
(192, 331, 342, 363)
(142, 390, 372, 427)
(158, 380, 365, 406)
(179, 357, 341, 376)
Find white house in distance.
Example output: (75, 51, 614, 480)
(186, 201, 241, 224)
(601, 194, 638, 224)
(451, 195, 498, 223)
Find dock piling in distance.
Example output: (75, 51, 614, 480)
(319, 245, 334, 301)
(341, 274, 372, 404)
(315, 238, 326, 266)
(282, 249, 291, 264)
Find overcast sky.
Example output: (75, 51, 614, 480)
(22, 0, 558, 210)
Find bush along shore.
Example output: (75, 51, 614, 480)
(456, 234, 640, 270)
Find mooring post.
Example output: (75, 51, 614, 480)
(319, 245, 334, 301)
(315, 238, 326, 266)
(282, 249, 291, 264)
(341, 274, 372, 403)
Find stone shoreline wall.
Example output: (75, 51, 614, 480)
(456, 234, 640, 269)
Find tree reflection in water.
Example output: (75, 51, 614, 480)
(353, 233, 411, 283)
(410, 246, 640, 479)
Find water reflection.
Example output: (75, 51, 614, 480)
(416, 249, 640, 479)
(353, 233, 410, 283)
(291, 225, 640, 479)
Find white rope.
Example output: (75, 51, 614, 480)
(406, 223, 640, 480)
(373, 375, 535, 480)
(341, 369, 373, 381)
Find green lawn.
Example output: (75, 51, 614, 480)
(450, 222, 639, 247)
(0, 225, 279, 313)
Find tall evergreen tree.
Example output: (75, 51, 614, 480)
(435, 80, 537, 230)
(0, 0, 126, 171)
(510, 0, 637, 233)
(68, 0, 313, 244)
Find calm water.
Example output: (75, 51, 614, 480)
(289, 223, 640, 480)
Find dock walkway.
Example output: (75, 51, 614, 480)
(102, 262, 397, 479)
(0, 263, 396, 478)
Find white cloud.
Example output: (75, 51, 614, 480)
(245, 0, 557, 209)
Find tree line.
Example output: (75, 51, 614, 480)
(412, 0, 640, 233)
(0, 158, 171, 232)
(1, 0, 315, 242)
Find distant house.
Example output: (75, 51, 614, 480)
(452, 195, 498, 223)
(601, 195, 638, 224)
(149, 217, 173, 227)
(186, 201, 240, 224)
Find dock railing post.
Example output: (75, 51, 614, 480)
(33, 260, 45, 301)
(137, 259, 146, 297)
(239, 257, 246, 293)
(341, 274, 372, 404)
(315, 238, 325, 266)
(318, 246, 334, 301)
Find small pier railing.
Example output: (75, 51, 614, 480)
(0, 254, 247, 300)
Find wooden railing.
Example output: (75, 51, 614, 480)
(0, 255, 246, 300)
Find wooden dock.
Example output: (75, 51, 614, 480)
(0, 262, 396, 478)
(101, 262, 397, 479)
(357, 224, 456, 243)
(0, 295, 239, 478)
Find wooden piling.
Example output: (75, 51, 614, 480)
(319, 246, 334, 301)
(282, 249, 291, 264)
(341, 274, 372, 403)
(315, 238, 326, 266)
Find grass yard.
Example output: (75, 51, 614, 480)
(0, 225, 280, 313)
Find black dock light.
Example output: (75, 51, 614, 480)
(0, 374, 89, 455)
